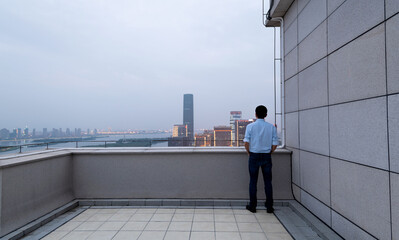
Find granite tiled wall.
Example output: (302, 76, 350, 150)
(283, 0, 398, 239)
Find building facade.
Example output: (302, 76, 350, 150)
(172, 124, 187, 137)
(235, 119, 254, 147)
(214, 126, 232, 147)
(230, 111, 242, 146)
(267, 1, 399, 239)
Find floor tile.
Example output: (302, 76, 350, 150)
(194, 209, 213, 214)
(121, 222, 147, 231)
(192, 222, 215, 232)
(130, 214, 153, 222)
(70, 214, 91, 222)
(96, 209, 119, 214)
(255, 214, 280, 223)
(138, 231, 165, 240)
(175, 209, 195, 214)
(151, 214, 173, 222)
(168, 222, 192, 231)
(193, 214, 213, 222)
(61, 231, 94, 240)
(56, 221, 82, 231)
(164, 231, 190, 240)
(144, 221, 169, 231)
(190, 231, 215, 240)
(214, 214, 236, 222)
(215, 232, 241, 240)
(109, 214, 133, 221)
(117, 209, 138, 214)
(136, 208, 157, 214)
(87, 214, 114, 221)
(112, 231, 141, 240)
(172, 213, 193, 222)
(75, 221, 103, 231)
(86, 230, 117, 240)
(156, 208, 176, 214)
(98, 221, 126, 231)
(237, 222, 263, 232)
(214, 209, 234, 215)
(241, 232, 267, 240)
(235, 214, 258, 223)
(233, 209, 252, 215)
(215, 222, 238, 232)
(260, 222, 288, 233)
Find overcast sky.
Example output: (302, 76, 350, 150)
(0, 0, 277, 131)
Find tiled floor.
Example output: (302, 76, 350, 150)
(40, 207, 293, 240)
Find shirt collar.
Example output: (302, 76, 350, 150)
(256, 119, 265, 122)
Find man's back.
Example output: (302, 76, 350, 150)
(244, 119, 278, 153)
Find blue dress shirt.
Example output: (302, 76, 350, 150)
(243, 119, 279, 153)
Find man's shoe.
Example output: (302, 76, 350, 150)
(266, 207, 274, 213)
(246, 205, 256, 213)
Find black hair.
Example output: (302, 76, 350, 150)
(255, 105, 267, 118)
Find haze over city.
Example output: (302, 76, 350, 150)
(0, 0, 276, 130)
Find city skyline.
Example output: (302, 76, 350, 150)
(0, 0, 276, 131)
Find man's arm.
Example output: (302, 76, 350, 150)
(271, 145, 277, 153)
(245, 142, 250, 155)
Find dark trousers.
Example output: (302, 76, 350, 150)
(248, 152, 273, 209)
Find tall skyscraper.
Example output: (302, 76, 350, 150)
(183, 94, 194, 141)
(230, 111, 242, 146)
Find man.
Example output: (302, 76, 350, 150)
(243, 105, 278, 213)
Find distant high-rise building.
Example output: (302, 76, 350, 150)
(0, 128, 10, 140)
(59, 128, 63, 137)
(24, 127, 29, 137)
(93, 129, 98, 135)
(32, 128, 36, 138)
(17, 128, 22, 138)
(230, 111, 242, 146)
(10, 129, 17, 139)
(173, 125, 187, 137)
(87, 128, 90, 135)
(66, 128, 71, 136)
(214, 126, 232, 147)
(43, 128, 48, 138)
(235, 119, 254, 146)
(183, 94, 194, 141)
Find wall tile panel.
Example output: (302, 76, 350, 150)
(331, 211, 376, 240)
(328, 0, 384, 53)
(298, 20, 327, 71)
(301, 190, 331, 226)
(297, 0, 310, 14)
(389, 94, 399, 173)
(391, 172, 399, 240)
(299, 58, 328, 110)
(284, 0, 298, 32)
(291, 148, 300, 185)
(300, 151, 330, 205)
(327, 0, 345, 16)
(285, 75, 299, 113)
(330, 159, 391, 240)
(387, 14, 399, 94)
(285, 47, 298, 80)
(298, 0, 327, 42)
(329, 97, 389, 170)
(284, 19, 298, 55)
(286, 112, 299, 148)
(328, 24, 386, 104)
(299, 107, 329, 155)
(386, 0, 399, 18)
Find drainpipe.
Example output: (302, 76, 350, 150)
(271, 17, 285, 148)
